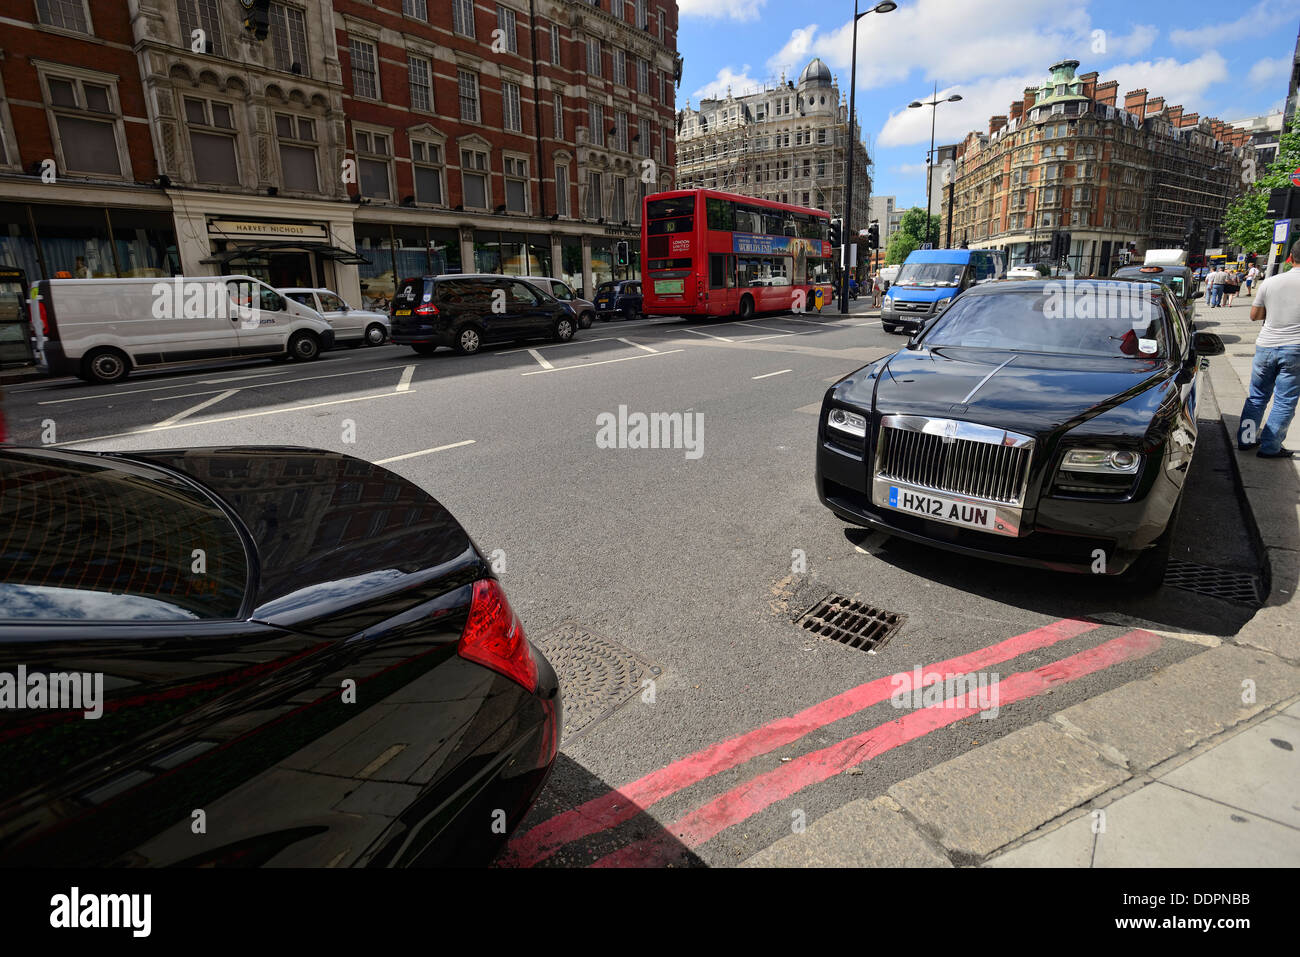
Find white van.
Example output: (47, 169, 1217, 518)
(34, 275, 334, 383)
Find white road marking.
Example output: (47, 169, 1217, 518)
(678, 328, 733, 342)
(751, 369, 792, 380)
(375, 439, 476, 464)
(51, 390, 416, 446)
(496, 337, 616, 354)
(526, 348, 555, 370)
(520, 349, 683, 376)
(396, 364, 415, 392)
(618, 337, 659, 353)
(149, 365, 404, 401)
(154, 389, 238, 427)
(735, 320, 813, 335)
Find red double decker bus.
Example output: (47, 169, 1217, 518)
(640, 189, 835, 318)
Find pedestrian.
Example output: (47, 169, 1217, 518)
(872, 272, 883, 307)
(1224, 269, 1240, 307)
(1246, 263, 1260, 297)
(1238, 238, 1300, 458)
(1207, 266, 1224, 307)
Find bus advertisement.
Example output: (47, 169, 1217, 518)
(640, 189, 835, 318)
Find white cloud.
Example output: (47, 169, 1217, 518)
(1104, 24, 1159, 58)
(892, 163, 928, 175)
(878, 72, 1044, 148)
(692, 66, 762, 101)
(1102, 52, 1230, 112)
(1248, 56, 1292, 87)
(678, 0, 767, 21)
(1170, 0, 1300, 47)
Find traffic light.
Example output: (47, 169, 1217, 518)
(1208, 227, 1222, 248)
(615, 241, 629, 267)
(242, 0, 270, 40)
(1183, 216, 1202, 250)
(866, 221, 880, 250)
(829, 218, 843, 247)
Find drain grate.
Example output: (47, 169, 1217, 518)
(795, 594, 905, 651)
(1165, 560, 1263, 605)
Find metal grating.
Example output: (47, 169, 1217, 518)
(1165, 560, 1263, 606)
(795, 594, 905, 651)
(878, 426, 1031, 505)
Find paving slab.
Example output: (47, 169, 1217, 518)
(741, 796, 953, 868)
(888, 722, 1128, 861)
(1051, 644, 1300, 772)
(984, 813, 1097, 867)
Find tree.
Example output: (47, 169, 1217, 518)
(885, 207, 941, 262)
(1224, 113, 1300, 255)
(885, 231, 918, 264)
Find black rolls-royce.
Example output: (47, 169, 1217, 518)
(0, 446, 560, 866)
(817, 278, 1224, 589)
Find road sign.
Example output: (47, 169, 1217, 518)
(1291, 168, 1300, 187)
(1275, 220, 1291, 244)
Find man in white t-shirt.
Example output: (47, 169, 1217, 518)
(1246, 264, 1261, 297)
(1240, 240, 1300, 458)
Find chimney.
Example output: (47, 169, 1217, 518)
(1179, 112, 1199, 128)
(1095, 80, 1118, 107)
(990, 115, 1008, 135)
(1165, 104, 1183, 126)
(1023, 86, 1037, 110)
(1078, 70, 1099, 99)
(1145, 96, 1164, 115)
(1010, 100, 1024, 121)
(1124, 88, 1148, 118)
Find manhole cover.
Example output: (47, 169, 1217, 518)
(1165, 560, 1263, 605)
(795, 594, 904, 651)
(530, 622, 661, 744)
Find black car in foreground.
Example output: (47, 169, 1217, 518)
(817, 278, 1223, 588)
(390, 273, 577, 355)
(593, 280, 643, 321)
(0, 446, 560, 866)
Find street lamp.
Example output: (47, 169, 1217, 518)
(908, 86, 962, 248)
(838, 0, 896, 316)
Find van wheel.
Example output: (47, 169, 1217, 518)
(553, 316, 575, 342)
(738, 295, 755, 319)
(81, 348, 130, 384)
(288, 331, 321, 362)
(365, 323, 387, 346)
(454, 325, 483, 355)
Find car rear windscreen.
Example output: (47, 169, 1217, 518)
(0, 451, 249, 621)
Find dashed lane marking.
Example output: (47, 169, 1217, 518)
(375, 439, 476, 464)
(520, 350, 683, 376)
(396, 364, 415, 392)
(752, 369, 793, 380)
(526, 348, 555, 370)
(618, 338, 659, 354)
(678, 328, 733, 342)
(154, 389, 239, 427)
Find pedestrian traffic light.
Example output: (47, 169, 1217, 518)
(241, 0, 270, 40)
(615, 240, 629, 267)
(866, 221, 879, 250)
(830, 218, 843, 247)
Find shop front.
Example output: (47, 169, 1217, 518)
(473, 230, 553, 276)
(0, 199, 179, 283)
(355, 223, 463, 310)
(200, 217, 368, 294)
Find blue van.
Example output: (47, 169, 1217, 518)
(880, 248, 1005, 334)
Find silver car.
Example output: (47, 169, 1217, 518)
(280, 287, 391, 347)
(520, 277, 595, 329)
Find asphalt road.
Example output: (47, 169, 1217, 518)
(1, 302, 1264, 867)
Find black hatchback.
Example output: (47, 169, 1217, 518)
(593, 280, 643, 321)
(390, 273, 577, 355)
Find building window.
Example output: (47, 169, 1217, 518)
(270, 4, 308, 75)
(458, 70, 481, 123)
(587, 37, 602, 77)
(611, 175, 626, 222)
(461, 148, 490, 209)
(46, 73, 123, 177)
(354, 129, 392, 200)
(403, 0, 427, 19)
(408, 55, 433, 112)
(453, 0, 475, 37)
(36, 0, 91, 33)
(553, 91, 564, 138)
(412, 139, 444, 205)
(275, 113, 318, 191)
(637, 58, 649, 95)
(638, 117, 651, 157)
(184, 96, 238, 184)
(615, 111, 628, 152)
(555, 162, 570, 216)
(497, 5, 518, 53)
(589, 102, 604, 146)
(350, 37, 380, 100)
(178, 0, 222, 55)
(550, 23, 561, 65)
(503, 80, 522, 132)
(636, 0, 648, 29)
(613, 49, 627, 86)
(505, 155, 529, 212)
(587, 170, 603, 219)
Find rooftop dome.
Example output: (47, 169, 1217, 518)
(799, 57, 832, 88)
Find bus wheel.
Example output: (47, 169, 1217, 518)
(738, 295, 755, 319)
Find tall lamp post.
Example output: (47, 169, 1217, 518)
(908, 85, 962, 248)
(838, 0, 896, 316)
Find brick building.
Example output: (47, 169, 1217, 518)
(0, 0, 680, 303)
(941, 59, 1254, 274)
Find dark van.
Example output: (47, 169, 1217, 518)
(390, 273, 577, 356)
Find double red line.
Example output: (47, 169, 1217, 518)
(503, 619, 1159, 868)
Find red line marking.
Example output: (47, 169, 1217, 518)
(501, 617, 1098, 867)
(591, 628, 1161, 867)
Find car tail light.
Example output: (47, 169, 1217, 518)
(457, 578, 537, 692)
(38, 300, 49, 336)
(414, 303, 439, 316)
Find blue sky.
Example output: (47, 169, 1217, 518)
(676, 0, 1300, 210)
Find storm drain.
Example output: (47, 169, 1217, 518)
(795, 594, 905, 652)
(530, 622, 661, 744)
(1165, 560, 1263, 606)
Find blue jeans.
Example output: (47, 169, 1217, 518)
(1239, 345, 1300, 452)
(1208, 284, 1223, 306)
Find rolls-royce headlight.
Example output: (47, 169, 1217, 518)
(827, 408, 867, 439)
(1061, 448, 1141, 473)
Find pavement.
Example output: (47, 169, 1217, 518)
(746, 295, 1300, 868)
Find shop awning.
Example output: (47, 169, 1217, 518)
(201, 240, 370, 266)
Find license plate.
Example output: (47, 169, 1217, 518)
(597, 299, 609, 306)
(395, 309, 411, 316)
(886, 486, 999, 533)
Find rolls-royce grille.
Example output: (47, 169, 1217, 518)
(877, 426, 1031, 505)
